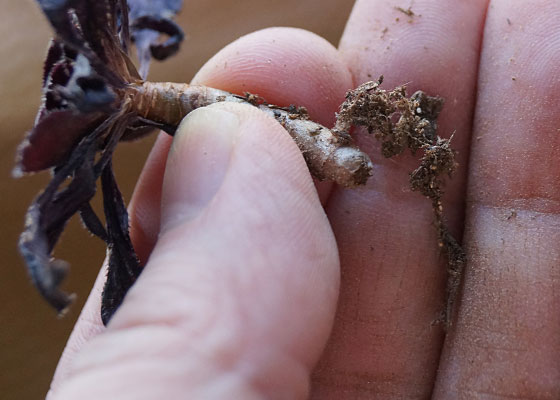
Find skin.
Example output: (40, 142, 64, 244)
(47, 0, 560, 398)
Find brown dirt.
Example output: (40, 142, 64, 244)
(335, 76, 465, 327)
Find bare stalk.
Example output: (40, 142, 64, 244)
(127, 81, 374, 188)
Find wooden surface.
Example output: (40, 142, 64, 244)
(0, 0, 354, 398)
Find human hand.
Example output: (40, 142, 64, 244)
(47, 0, 560, 399)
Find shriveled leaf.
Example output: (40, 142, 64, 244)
(15, 110, 102, 174)
(70, 0, 138, 80)
(117, 0, 131, 51)
(128, 0, 184, 78)
(60, 54, 118, 113)
(38, 53, 118, 131)
(79, 203, 108, 241)
(35, 0, 127, 86)
(42, 39, 64, 87)
(19, 134, 98, 314)
(37, 40, 77, 120)
(20, 0, 184, 324)
(36, 0, 86, 49)
(100, 163, 142, 324)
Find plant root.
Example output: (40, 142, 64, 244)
(335, 77, 466, 328)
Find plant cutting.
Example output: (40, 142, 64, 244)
(16, 0, 463, 326)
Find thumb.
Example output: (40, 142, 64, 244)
(52, 102, 340, 399)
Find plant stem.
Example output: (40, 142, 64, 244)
(128, 81, 374, 188)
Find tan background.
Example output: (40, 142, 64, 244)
(0, 0, 354, 398)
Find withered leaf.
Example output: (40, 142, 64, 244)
(17, 0, 185, 324)
(100, 163, 142, 325)
(36, 0, 127, 86)
(128, 0, 184, 77)
(19, 127, 99, 312)
(16, 110, 102, 174)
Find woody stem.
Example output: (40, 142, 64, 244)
(128, 81, 373, 188)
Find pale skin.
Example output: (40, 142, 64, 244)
(47, 0, 560, 399)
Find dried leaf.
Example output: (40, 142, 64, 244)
(36, 0, 130, 86)
(15, 110, 102, 174)
(100, 163, 142, 324)
(19, 132, 99, 313)
(42, 39, 65, 87)
(18, 0, 184, 324)
(79, 203, 108, 241)
(128, 0, 184, 77)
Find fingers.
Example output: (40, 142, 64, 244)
(312, 0, 488, 398)
(49, 28, 352, 397)
(49, 26, 354, 387)
(193, 27, 355, 203)
(50, 102, 339, 399)
(192, 27, 353, 126)
(434, 0, 560, 397)
(130, 26, 353, 262)
(128, 133, 173, 265)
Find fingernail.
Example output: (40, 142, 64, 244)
(161, 107, 238, 230)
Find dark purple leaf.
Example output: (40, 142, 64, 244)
(117, 0, 131, 52)
(79, 203, 108, 242)
(128, 0, 184, 78)
(100, 163, 142, 324)
(19, 131, 99, 313)
(35, 0, 127, 86)
(39, 53, 118, 129)
(18, 112, 125, 312)
(42, 39, 64, 87)
(20, 0, 184, 324)
(15, 110, 102, 174)
(38, 40, 76, 120)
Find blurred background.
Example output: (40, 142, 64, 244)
(0, 0, 354, 398)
